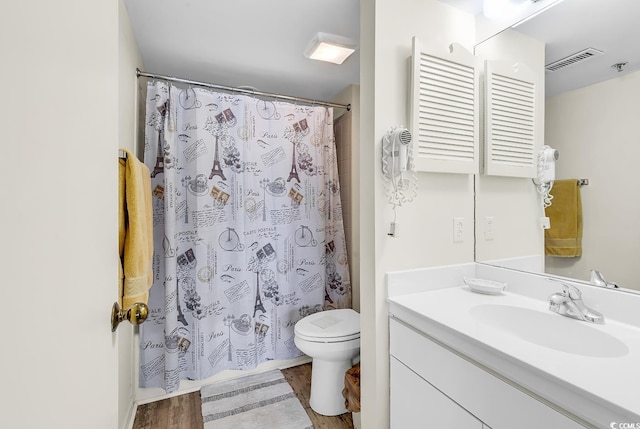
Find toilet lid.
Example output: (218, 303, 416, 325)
(294, 308, 360, 341)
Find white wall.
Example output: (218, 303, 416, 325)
(1, 1, 121, 428)
(545, 70, 640, 290)
(474, 28, 546, 264)
(118, 1, 145, 427)
(361, 1, 476, 428)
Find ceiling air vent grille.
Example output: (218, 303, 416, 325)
(545, 48, 603, 72)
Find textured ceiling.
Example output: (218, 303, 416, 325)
(513, 0, 640, 96)
(123, 0, 360, 103)
(124, 0, 640, 101)
(440, 0, 640, 96)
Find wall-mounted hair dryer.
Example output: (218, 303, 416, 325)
(382, 127, 412, 178)
(534, 145, 559, 186)
(381, 126, 416, 237)
(534, 145, 559, 209)
(394, 128, 412, 173)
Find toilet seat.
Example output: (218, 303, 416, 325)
(295, 331, 360, 343)
(295, 308, 360, 343)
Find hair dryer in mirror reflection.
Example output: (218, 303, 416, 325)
(381, 127, 417, 237)
(534, 145, 559, 208)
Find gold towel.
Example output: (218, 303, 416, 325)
(545, 179, 582, 257)
(119, 149, 154, 309)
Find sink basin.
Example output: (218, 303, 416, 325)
(470, 304, 629, 357)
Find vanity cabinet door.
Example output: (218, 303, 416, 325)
(391, 357, 483, 428)
(390, 318, 586, 429)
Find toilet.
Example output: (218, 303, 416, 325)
(294, 308, 360, 416)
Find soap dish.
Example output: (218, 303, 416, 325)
(464, 277, 507, 295)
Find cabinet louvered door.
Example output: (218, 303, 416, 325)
(410, 39, 480, 174)
(484, 60, 540, 178)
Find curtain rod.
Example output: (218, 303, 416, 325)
(136, 69, 351, 111)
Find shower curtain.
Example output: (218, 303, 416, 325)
(140, 81, 351, 392)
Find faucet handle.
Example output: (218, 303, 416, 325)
(561, 283, 582, 299)
(548, 278, 582, 299)
(591, 269, 619, 289)
(590, 270, 606, 286)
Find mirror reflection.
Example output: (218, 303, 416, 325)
(475, 0, 640, 292)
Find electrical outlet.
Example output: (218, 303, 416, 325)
(485, 216, 495, 240)
(453, 217, 464, 243)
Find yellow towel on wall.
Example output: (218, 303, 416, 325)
(545, 179, 582, 257)
(119, 148, 154, 309)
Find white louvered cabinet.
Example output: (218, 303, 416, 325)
(410, 38, 480, 174)
(484, 60, 541, 178)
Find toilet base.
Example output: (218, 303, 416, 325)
(309, 358, 353, 416)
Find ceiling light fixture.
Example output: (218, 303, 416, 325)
(304, 32, 357, 65)
(483, 0, 531, 20)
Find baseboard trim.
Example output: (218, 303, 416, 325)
(124, 401, 137, 429)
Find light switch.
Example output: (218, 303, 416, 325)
(453, 217, 464, 243)
(485, 216, 495, 240)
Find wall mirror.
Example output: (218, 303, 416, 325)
(474, 0, 640, 293)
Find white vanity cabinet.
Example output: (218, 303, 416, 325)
(389, 318, 585, 429)
(391, 357, 485, 428)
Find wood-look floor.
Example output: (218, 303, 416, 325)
(282, 363, 354, 429)
(133, 363, 354, 429)
(133, 391, 203, 429)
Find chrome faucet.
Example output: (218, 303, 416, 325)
(590, 270, 619, 289)
(548, 280, 605, 324)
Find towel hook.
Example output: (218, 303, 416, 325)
(111, 301, 149, 332)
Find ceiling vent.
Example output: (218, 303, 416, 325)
(545, 48, 603, 72)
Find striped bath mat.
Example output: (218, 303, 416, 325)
(201, 369, 313, 429)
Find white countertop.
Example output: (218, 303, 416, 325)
(388, 286, 640, 427)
